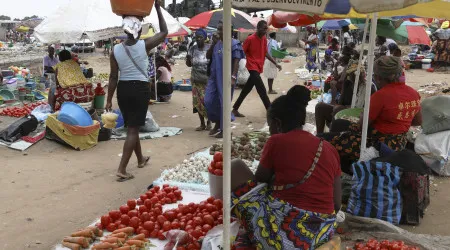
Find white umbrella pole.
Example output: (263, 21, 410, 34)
(361, 13, 378, 153)
(351, 15, 370, 108)
(222, 0, 232, 249)
(154, 50, 157, 101)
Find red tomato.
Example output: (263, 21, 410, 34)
(211, 211, 219, 219)
(208, 166, 214, 173)
(146, 191, 154, 199)
(180, 222, 186, 230)
(143, 221, 155, 232)
(215, 161, 223, 170)
(127, 199, 137, 210)
(174, 190, 182, 197)
(120, 214, 130, 225)
(141, 229, 150, 238)
(150, 229, 158, 238)
(178, 195, 183, 201)
(191, 229, 203, 239)
(163, 184, 170, 188)
(129, 217, 140, 229)
(177, 247, 186, 250)
(162, 221, 171, 232)
(139, 205, 149, 214)
(118, 224, 127, 229)
(213, 152, 223, 162)
(140, 212, 151, 222)
(167, 193, 176, 200)
(205, 204, 217, 212)
(144, 199, 153, 209)
(158, 230, 166, 240)
(109, 210, 121, 221)
(128, 210, 138, 218)
(171, 221, 180, 229)
(101, 215, 112, 227)
(154, 186, 160, 192)
(203, 215, 214, 226)
(164, 211, 176, 221)
(137, 199, 144, 206)
(119, 205, 130, 215)
(213, 169, 223, 176)
(202, 224, 212, 233)
(106, 223, 117, 232)
(140, 194, 148, 201)
(193, 217, 203, 226)
(213, 199, 223, 209)
(157, 215, 167, 225)
(150, 197, 159, 204)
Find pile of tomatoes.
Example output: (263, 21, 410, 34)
(97, 184, 224, 248)
(0, 101, 47, 118)
(349, 239, 420, 250)
(208, 152, 223, 176)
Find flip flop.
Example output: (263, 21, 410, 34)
(232, 110, 245, 118)
(138, 156, 150, 168)
(268, 90, 278, 95)
(195, 126, 206, 131)
(116, 173, 134, 182)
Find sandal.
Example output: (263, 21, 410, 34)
(232, 110, 245, 118)
(137, 156, 150, 168)
(209, 128, 219, 136)
(268, 90, 278, 95)
(195, 125, 206, 131)
(116, 173, 135, 182)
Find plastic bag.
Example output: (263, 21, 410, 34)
(31, 104, 52, 122)
(421, 96, 450, 135)
(0, 115, 38, 142)
(163, 230, 192, 249)
(140, 111, 159, 132)
(201, 222, 240, 250)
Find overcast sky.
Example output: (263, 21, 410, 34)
(1, 0, 184, 19)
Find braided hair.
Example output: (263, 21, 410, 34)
(268, 85, 311, 133)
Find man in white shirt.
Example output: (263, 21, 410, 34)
(376, 36, 397, 56)
(264, 32, 281, 94)
(342, 26, 353, 47)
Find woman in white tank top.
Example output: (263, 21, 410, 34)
(106, 0, 168, 182)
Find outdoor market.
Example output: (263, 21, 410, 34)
(1, 0, 450, 249)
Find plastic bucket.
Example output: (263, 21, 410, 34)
(6, 79, 17, 91)
(58, 102, 93, 126)
(208, 173, 223, 199)
(110, 0, 155, 17)
(422, 63, 431, 70)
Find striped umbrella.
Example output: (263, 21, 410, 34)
(184, 8, 255, 30)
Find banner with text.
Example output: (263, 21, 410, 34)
(232, 0, 330, 14)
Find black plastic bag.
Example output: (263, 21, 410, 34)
(0, 115, 38, 142)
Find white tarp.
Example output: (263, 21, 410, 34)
(35, 0, 184, 43)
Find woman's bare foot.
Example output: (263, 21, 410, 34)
(116, 173, 134, 182)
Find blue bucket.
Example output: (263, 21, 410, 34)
(57, 102, 93, 126)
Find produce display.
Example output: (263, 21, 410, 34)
(0, 101, 47, 117)
(161, 156, 210, 184)
(61, 226, 103, 250)
(208, 152, 223, 176)
(347, 239, 420, 250)
(210, 132, 269, 162)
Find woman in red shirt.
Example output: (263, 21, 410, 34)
(324, 56, 422, 163)
(230, 85, 342, 250)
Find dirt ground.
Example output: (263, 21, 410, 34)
(0, 48, 449, 250)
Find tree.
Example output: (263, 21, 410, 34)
(0, 15, 11, 20)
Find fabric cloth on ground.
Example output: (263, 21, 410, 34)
(117, 80, 150, 127)
(45, 114, 99, 150)
(55, 60, 89, 88)
(260, 130, 341, 214)
(111, 127, 182, 140)
(205, 39, 245, 130)
(54, 83, 94, 110)
(231, 180, 337, 250)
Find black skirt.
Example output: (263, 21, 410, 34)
(117, 80, 150, 127)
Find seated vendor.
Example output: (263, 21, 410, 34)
(43, 45, 59, 75)
(230, 85, 342, 249)
(151, 56, 173, 102)
(321, 49, 336, 73)
(49, 50, 91, 110)
(322, 56, 422, 164)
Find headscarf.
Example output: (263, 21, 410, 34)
(195, 29, 207, 39)
(325, 49, 333, 56)
(388, 43, 399, 52)
(122, 16, 142, 39)
(374, 56, 403, 81)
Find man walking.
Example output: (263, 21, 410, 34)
(232, 20, 281, 118)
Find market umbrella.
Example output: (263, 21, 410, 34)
(184, 8, 255, 29)
(167, 24, 192, 38)
(321, 19, 350, 30)
(34, 0, 185, 43)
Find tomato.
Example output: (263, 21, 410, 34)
(109, 210, 121, 221)
(208, 166, 214, 173)
(177, 247, 186, 250)
(193, 217, 203, 226)
(178, 195, 183, 201)
(140, 194, 148, 201)
(119, 205, 130, 215)
(101, 215, 112, 227)
(143, 221, 155, 231)
(158, 230, 166, 240)
(162, 221, 171, 232)
(186, 213, 194, 221)
(213, 152, 223, 162)
(211, 211, 219, 219)
(213, 199, 223, 209)
(118, 224, 127, 229)
(140, 212, 150, 222)
(218, 216, 223, 224)
(128, 210, 138, 218)
(137, 199, 144, 206)
(213, 169, 223, 176)
(202, 224, 212, 233)
(144, 199, 153, 209)
(164, 211, 176, 221)
(120, 214, 130, 225)
(154, 207, 162, 216)
(114, 220, 121, 227)
(157, 215, 167, 225)
(129, 217, 140, 229)
(106, 223, 117, 232)
(163, 184, 170, 188)
(164, 197, 171, 204)
(203, 215, 214, 226)
(139, 205, 149, 214)
(167, 192, 176, 200)
(146, 191, 154, 199)
(154, 186, 160, 192)
(141, 229, 150, 238)
(205, 204, 217, 212)
(171, 221, 180, 229)
(127, 199, 137, 209)
(150, 229, 158, 238)
(174, 190, 182, 197)
(191, 229, 203, 239)
(215, 161, 223, 170)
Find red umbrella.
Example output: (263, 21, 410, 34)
(185, 8, 255, 29)
(268, 11, 322, 28)
(167, 27, 190, 38)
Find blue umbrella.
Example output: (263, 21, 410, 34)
(321, 19, 351, 30)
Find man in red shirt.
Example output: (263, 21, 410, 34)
(232, 20, 281, 117)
